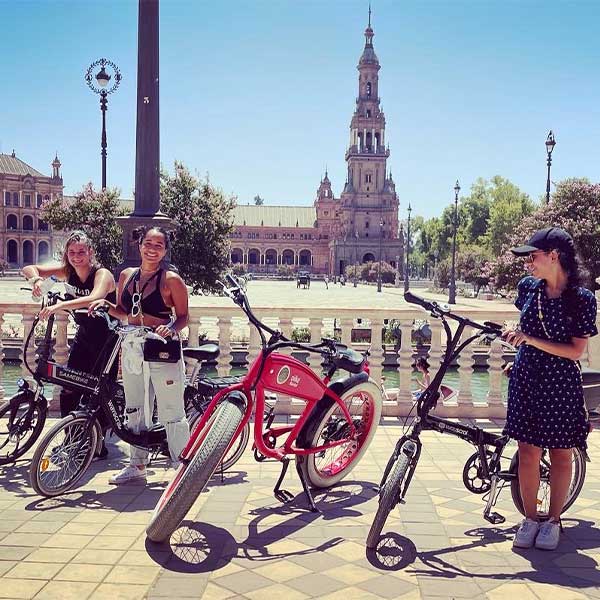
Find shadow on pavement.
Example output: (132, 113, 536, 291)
(367, 519, 600, 589)
(146, 480, 375, 574)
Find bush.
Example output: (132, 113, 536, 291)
(277, 265, 295, 280)
(291, 326, 310, 342)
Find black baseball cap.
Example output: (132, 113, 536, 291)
(511, 226, 575, 256)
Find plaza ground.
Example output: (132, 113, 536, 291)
(1, 418, 600, 599)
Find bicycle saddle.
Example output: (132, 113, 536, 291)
(183, 343, 220, 362)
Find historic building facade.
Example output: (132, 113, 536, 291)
(230, 17, 404, 276)
(0, 151, 65, 268)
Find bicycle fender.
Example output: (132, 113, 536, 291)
(223, 390, 247, 410)
(327, 371, 368, 397)
(9, 389, 44, 410)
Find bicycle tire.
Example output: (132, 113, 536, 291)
(366, 451, 411, 549)
(146, 398, 245, 543)
(29, 415, 98, 497)
(297, 379, 382, 488)
(187, 408, 250, 472)
(0, 396, 47, 465)
(509, 446, 587, 518)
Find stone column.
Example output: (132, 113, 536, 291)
(396, 319, 414, 408)
(487, 338, 505, 412)
(457, 326, 474, 406)
(306, 317, 324, 375)
(0, 311, 5, 400)
(216, 317, 232, 376)
(369, 318, 384, 385)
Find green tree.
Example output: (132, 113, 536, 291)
(42, 184, 126, 271)
(488, 178, 600, 291)
(160, 162, 236, 294)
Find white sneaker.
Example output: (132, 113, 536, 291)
(109, 465, 147, 485)
(513, 518, 540, 548)
(535, 520, 561, 550)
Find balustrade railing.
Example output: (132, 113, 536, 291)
(1, 292, 599, 418)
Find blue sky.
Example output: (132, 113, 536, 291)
(2, 0, 600, 219)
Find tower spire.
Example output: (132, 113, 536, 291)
(368, 2, 371, 28)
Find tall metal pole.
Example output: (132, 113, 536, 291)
(545, 130, 556, 204)
(353, 231, 359, 287)
(377, 218, 383, 292)
(448, 180, 460, 305)
(100, 91, 107, 189)
(404, 204, 412, 293)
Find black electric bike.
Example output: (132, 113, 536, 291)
(27, 305, 249, 497)
(366, 291, 598, 549)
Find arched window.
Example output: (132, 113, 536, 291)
(23, 215, 34, 231)
(299, 250, 311, 266)
(38, 241, 49, 261)
(4, 192, 10, 206)
(24, 194, 31, 207)
(44, 194, 50, 202)
(366, 82, 372, 97)
(6, 214, 18, 230)
(36, 194, 43, 207)
(230, 248, 243, 264)
(23, 240, 34, 265)
(38, 219, 49, 231)
(12, 192, 19, 207)
(366, 109, 371, 118)
(248, 249, 260, 265)
(7, 240, 18, 265)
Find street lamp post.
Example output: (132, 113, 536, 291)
(545, 130, 556, 204)
(404, 203, 412, 293)
(377, 218, 384, 292)
(85, 59, 122, 190)
(433, 249, 439, 286)
(448, 180, 460, 304)
(353, 231, 359, 287)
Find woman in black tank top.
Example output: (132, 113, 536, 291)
(90, 226, 190, 485)
(21, 230, 118, 457)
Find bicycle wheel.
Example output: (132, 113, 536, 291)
(146, 398, 245, 543)
(297, 379, 382, 488)
(366, 450, 412, 549)
(188, 408, 250, 472)
(0, 395, 46, 465)
(30, 415, 98, 497)
(509, 446, 587, 518)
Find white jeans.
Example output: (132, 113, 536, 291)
(121, 358, 190, 466)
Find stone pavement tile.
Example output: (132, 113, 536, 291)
(560, 567, 600, 585)
(85, 535, 136, 550)
(72, 549, 125, 564)
(23, 548, 79, 563)
(251, 560, 312, 582)
(41, 533, 95, 549)
(323, 563, 380, 584)
(244, 583, 310, 600)
(105, 565, 161, 585)
(197, 582, 237, 600)
(89, 583, 148, 600)
(325, 540, 367, 562)
(213, 569, 274, 595)
(486, 583, 539, 599)
(149, 576, 209, 597)
(118, 549, 171, 566)
(0, 520, 27, 533)
(0, 532, 52, 547)
(69, 511, 118, 524)
(0, 560, 16, 576)
(100, 523, 147, 537)
(16, 521, 64, 534)
(59, 521, 108, 536)
(0, 545, 33, 561)
(54, 563, 113, 582)
(527, 582, 589, 600)
(33, 581, 97, 600)
(30, 511, 77, 523)
(0, 578, 46, 599)
(356, 574, 417, 599)
(5, 561, 64, 580)
(417, 575, 483, 598)
(287, 550, 346, 572)
(456, 549, 509, 567)
(285, 573, 346, 597)
(315, 587, 382, 600)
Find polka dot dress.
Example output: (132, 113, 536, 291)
(504, 276, 598, 449)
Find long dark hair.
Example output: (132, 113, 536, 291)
(132, 225, 175, 250)
(61, 230, 98, 280)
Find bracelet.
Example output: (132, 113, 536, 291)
(28, 276, 43, 285)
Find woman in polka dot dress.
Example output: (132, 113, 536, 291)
(504, 227, 597, 551)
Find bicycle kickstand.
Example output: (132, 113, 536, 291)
(273, 457, 295, 504)
(296, 461, 319, 513)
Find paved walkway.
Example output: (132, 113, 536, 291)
(1, 419, 600, 599)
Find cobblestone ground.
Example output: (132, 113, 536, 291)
(1, 418, 599, 599)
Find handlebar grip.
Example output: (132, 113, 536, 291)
(404, 291, 435, 312)
(483, 320, 503, 331)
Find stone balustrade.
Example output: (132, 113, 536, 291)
(1, 293, 599, 418)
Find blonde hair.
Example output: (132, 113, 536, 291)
(61, 230, 98, 279)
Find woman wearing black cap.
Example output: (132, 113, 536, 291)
(504, 227, 597, 550)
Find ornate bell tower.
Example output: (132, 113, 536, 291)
(334, 9, 402, 276)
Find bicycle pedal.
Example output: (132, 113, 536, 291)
(274, 489, 295, 503)
(484, 512, 505, 525)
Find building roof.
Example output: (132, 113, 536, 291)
(0, 153, 47, 178)
(234, 205, 316, 228)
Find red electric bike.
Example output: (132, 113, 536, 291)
(146, 274, 383, 542)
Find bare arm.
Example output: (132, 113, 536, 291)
(504, 329, 589, 361)
(22, 263, 66, 297)
(155, 272, 189, 338)
(88, 268, 132, 321)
